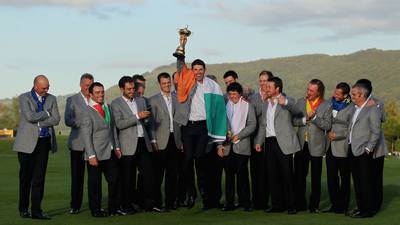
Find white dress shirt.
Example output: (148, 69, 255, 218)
(122, 96, 144, 137)
(162, 92, 174, 132)
(349, 99, 368, 144)
(189, 81, 206, 121)
(266, 97, 278, 137)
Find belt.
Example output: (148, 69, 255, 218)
(188, 120, 206, 124)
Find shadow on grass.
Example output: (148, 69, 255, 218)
(380, 184, 400, 212)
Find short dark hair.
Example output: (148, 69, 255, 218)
(80, 73, 94, 82)
(309, 79, 325, 98)
(336, 82, 350, 96)
(227, 82, 243, 95)
(355, 79, 372, 96)
(157, 72, 171, 83)
(259, 70, 274, 78)
(89, 82, 104, 94)
(223, 70, 238, 79)
(132, 74, 146, 82)
(191, 59, 206, 69)
(135, 82, 145, 89)
(172, 72, 177, 79)
(118, 76, 134, 88)
(268, 77, 283, 93)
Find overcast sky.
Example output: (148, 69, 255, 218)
(1, 0, 399, 98)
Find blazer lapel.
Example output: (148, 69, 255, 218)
(172, 92, 177, 116)
(354, 106, 368, 125)
(274, 101, 282, 118)
(120, 97, 135, 116)
(158, 93, 169, 116)
(28, 94, 39, 111)
(90, 106, 107, 126)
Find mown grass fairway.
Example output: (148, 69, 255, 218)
(0, 136, 399, 225)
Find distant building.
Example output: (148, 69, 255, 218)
(0, 128, 13, 139)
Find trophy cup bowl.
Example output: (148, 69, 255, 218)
(173, 26, 192, 58)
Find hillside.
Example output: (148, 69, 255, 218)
(1, 48, 399, 134)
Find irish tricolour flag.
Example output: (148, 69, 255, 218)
(203, 77, 227, 142)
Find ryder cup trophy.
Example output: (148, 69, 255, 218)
(173, 26, 192, 58)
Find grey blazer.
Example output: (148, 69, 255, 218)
(328, 103, 353, 158)
(13, 92, 60, 153)
(64, 93, 88, 151)
(249, 92, 264, 119)
(293, 98, 332, 157)
(254, 97, 301, 155)
(370, 96, 388, 159)
(111, 96, 152, 155)
(80, 104, 118, 161)
(149, 92, 183, 150)
(224, 104, 256, 156)
(348, 105, 381, 157)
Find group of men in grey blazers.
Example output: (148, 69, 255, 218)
(13, 68, 387, 219)
(220, 71, 387, 218)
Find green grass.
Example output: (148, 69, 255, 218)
(0, 136, 399, 225)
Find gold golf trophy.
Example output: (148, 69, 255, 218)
(173, 26, 192, 58)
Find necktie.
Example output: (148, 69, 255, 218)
(93, 104, 105, 119)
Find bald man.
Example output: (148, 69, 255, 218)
(13, 75, 60, 220)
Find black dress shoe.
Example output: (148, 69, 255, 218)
(350, 208, 360, 215)
(265, 207, 285, 213)
(20, 211, 31, 218)
(109, 209, 127, 216)
(31, 213, 51, 220)
(288, 209, 297, 215)
(148, 207, 166, 213)
(186, 196, 195, 209)
(309, 208, 320, 213)
(296, 206, 307, 212)
(221, 205, 235, 211)
(351, 211, 373, 218)
(322, 207, 335, 213)
(91, 209, 108, 217)
(69, 208, 80, 214)
(122, 206, 137, 215)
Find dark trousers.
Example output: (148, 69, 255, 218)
(87, 153, 119, 213)
(294, 142, 323, 211)
(250, 146, 269, 209)
(18, 137, 51, 214)
(266, 137, 295, 210)
(349, 147, 374, 214)
(119, 155, 137, 210)
(69, 150, 85, 210)
(177, 150, 187, 204)
(326, 148, 350, 212)
(204, 146, 223, 207)
(181, 121, 209, 202)
(371, 156, 384, 212)
(224, 151, 250, 208)
(121, 138, 155, 210)
(154, 133, 180, 208)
